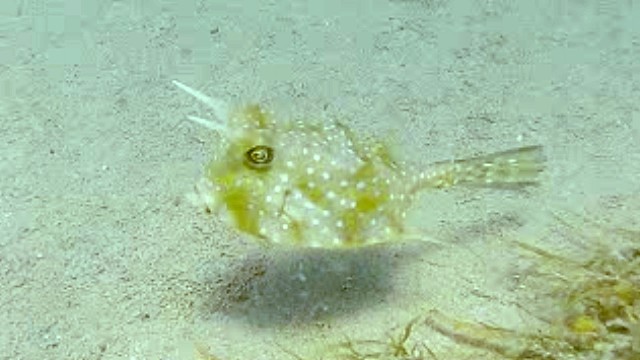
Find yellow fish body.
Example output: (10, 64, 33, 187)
(173, 80, 545, 248)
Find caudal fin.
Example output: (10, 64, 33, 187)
(410, 145, 546, 192)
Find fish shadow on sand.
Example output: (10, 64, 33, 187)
(196, 243, 424, 327)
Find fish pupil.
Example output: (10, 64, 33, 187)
(244, 145, 275, 170)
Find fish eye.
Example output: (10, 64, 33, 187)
(244, 145, 274, 170)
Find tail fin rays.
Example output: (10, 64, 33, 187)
(410, 145, 546, 192)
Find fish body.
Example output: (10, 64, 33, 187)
(174, 80, 545, 248)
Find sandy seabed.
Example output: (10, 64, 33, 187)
(1, 1, 638, 359)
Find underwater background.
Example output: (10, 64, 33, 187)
(1, 0, 638, 359)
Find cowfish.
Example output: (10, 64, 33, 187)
(173, 80, 545, 248)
